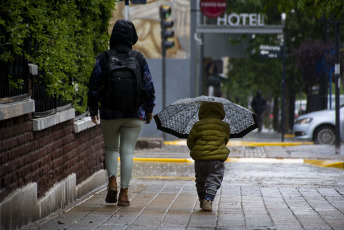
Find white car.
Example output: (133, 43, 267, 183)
(293, 105, 344, 144)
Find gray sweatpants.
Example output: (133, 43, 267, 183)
(101, 118, 144, 188)
(194, 160, 225, 197)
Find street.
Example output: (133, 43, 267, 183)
(22, 133, 344, 230)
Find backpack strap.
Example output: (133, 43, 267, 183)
(127, 50, 145, 74)
(105, 49, 117, 59)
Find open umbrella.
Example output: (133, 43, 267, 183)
(154, 96, 258, 138)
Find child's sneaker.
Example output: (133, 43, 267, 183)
(202, 199, 213, 212)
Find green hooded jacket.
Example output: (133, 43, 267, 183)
(187, 101, 231, 161)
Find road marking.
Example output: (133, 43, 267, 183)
(132, 157, 304, 164)
(227, 158, 304, 164)
(132, 158, 194, 163)
(163, 140, 313, 146)
(131, 158, 343, 169)
(141, 176, 195, 180)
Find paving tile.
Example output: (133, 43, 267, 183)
(22, 158, 344, 230)
(128, 185, 183, 228)
(188, 197, 219, 228)
(279, 187, 333, 229)
(298, 187, 344, 229)
(159, 192, 197, 229)
(260, 187, 303, 230)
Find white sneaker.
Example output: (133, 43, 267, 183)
(202, 200, 213, 212)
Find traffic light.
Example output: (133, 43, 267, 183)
(131, 0, 146, 4)
(159, 5, 174, 53)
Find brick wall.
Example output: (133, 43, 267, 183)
(0, 114, 104, 200)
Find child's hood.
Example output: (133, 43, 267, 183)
(198, 101, 225, 120)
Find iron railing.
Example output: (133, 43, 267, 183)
(0, 57, 72, 117)
(0, 55, 29, 103)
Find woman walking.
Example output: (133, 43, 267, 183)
(87, 19, 156, 206)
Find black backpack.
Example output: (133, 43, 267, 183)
(101, 49, 146, 112)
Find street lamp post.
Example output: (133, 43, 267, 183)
(281, 13, 286, 142)
(334, 22, 341, 153)
(125, 0, 129, 20)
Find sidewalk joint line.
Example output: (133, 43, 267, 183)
(186, 194, 199, 228)
(334, 188, 344, 199)
(259, 187, 275, 228)
(316, 188, 344, 216)
(215, 186, 222, 227)
(297, 188, 332, 228)
(240, 186, 247, 229)
(157, 184, 185, 229)
(278, 188, 304, 229)
(125, 184, 167, 230)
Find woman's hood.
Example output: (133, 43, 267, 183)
(110, 19, 138, 48)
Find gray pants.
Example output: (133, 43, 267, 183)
(194, 160, 225, 197)
(101, 118, 144, 188)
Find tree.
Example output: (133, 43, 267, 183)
(222, 0, 330, 133)
(264, 0, 344, 19)
(293, 39, 334, 94)
(292, 39, 336, 112)
(0, 0, 116, 113)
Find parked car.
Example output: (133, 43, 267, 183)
(293, 105, 344, 144)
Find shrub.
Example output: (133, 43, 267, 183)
(0, 0, 116, 113)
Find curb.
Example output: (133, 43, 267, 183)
(132, 157, 344, 169)
(229, 141, 313, 147)
(303, 159, 344, 169)
(164, 140, 313, 147)
(132, 157, 193, 163)
(133, 158, 303, 164)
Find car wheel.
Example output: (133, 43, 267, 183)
(314, 125, 335, 145)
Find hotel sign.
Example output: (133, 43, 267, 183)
(217, 13, 265, 26)
(197, 3, 283, 34)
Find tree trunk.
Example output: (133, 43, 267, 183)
(273, 97, 279, 132)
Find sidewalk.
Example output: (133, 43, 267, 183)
(22, 131, 344, 230)
(22, 161, 344, 230)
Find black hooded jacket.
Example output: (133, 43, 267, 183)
(87, 20, 156, 120)
(110, 19, 138, 48)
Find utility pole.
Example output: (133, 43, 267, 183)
(125, 0, 129, 20)
(334, 21, 341, 153)
(124, 0, 147, 20)
(160, 5, 174, 140)
(281, 13, 286, 142)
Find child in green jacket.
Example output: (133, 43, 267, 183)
(187, 101, 230, 212)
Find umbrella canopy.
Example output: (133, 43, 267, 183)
(154, 96, 258, 138)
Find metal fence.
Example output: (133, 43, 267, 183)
(0, 55, 29, 103)
(0, 55, 71, 117)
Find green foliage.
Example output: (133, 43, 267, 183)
(0, 0, 116, 113)
(8, 75, 24, 90)
(224, 1, 330, 103)
(223, 1, 285, 104)
(264, 0, 344, 19)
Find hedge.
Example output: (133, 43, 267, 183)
(0, 0, 116, 113)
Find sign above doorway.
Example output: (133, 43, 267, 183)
(200, 0, 226, 18)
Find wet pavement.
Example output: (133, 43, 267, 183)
(135, 130, 344, 160)
(22, 130, 344, 230)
